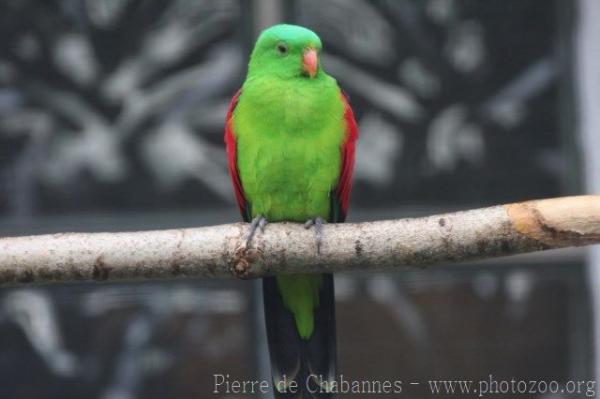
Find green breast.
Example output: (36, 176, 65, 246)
(232, 74, 346, 222)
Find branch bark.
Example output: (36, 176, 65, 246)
(0, 195, 599, 286)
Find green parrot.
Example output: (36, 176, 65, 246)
(225, 24, 358, 398)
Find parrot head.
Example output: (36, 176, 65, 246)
(248, 24, 323, 80)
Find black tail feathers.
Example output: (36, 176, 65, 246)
(262, 274, 337, 398)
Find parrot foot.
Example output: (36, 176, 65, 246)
(304, 217, 325, 255)
(246, 215, 268, 249)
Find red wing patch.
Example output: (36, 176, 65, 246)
(336, 90, 359, 219)
(224, 90, 247, 217)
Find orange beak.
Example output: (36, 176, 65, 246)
(302, 48, 318, 78)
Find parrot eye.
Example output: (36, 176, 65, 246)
(276, 43, 288, 55)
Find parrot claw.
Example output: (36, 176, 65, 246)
(258, 217, 268, 232)
(246, 215, 268, 249)
(304, 217, 324, 255)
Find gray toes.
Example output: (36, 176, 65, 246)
(246, 215, 267, 248)
(304, 217, 325, 255)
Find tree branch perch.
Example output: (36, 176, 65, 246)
(0, 195, 599, 286)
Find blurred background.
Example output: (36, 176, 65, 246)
(0, 0, 596, 398)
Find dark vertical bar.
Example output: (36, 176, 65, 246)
(556, 0, 582, 195)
